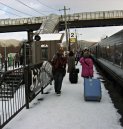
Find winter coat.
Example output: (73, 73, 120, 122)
(67, 56, 75, 73)
(51, 54, 67, 75)
(79, 57, 93, 77)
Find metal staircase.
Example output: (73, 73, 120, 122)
(35, 14, 59, 35)
(0, 69, 23, 99)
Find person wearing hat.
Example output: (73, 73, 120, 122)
(79, 49, 93, 78)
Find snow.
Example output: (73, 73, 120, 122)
(4, 63, 123, 129)
(39, 33, 63, 41)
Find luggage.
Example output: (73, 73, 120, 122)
(75, 68, 79, 73)
(84, 78, 101, 101)
(69, 68, 79, 83)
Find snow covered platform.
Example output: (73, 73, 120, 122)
(4, 64, 123, 129)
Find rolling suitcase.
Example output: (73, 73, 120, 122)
(69, 68, 79, 83)
(84, 78, 101, 101)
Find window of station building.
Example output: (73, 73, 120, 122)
(41, 45, 48, 60)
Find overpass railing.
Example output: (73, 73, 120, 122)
(0, 16, 48, 26)
(1, 10, 123, 27)
(59, 10, 123, 21)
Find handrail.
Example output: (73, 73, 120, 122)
(60, 10, 123, 21)
(0, 10, 123, 26)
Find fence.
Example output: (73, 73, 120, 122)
(0, 61, 53, 129)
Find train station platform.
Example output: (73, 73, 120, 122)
(4, 63, 123, 129)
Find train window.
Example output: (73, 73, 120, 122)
(114, 44, 122, 66)
(97, 29, 123, 69)
(106, 45, 111, 61)
(101, 46, 107, 58)
(110, 46, 115, 63)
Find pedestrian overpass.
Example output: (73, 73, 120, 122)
(0, 10, 123, 34)
(1, 9, 123, 65)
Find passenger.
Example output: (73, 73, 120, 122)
(15, 53, 20, 68)
(79, 48, 94, 78)
(75, 51, 81, 65)
(80, 50, 84, 58)
(51, 50, 67, 95)
(67, 51, 75, 80)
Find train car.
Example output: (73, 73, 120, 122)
(90, 29, 123, 86)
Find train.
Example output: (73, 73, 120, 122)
(89, 29, 123, 86)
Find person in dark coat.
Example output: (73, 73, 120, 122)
(51, 50, 67, 95)
(15, 53, 20, 68)
(67, 51, 76, 82)
(75, 51, 81, 65)
(67, 51, 75, 73)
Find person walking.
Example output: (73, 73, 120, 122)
(51, 51, 67, 95)
(75, 51, 81, 65)
(67, 51, 77, 82)
(79, 48, 93, 78)
(67, 51, 75, 80)
(15, 53, 20, 68)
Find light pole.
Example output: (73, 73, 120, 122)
(79, 34, 82, 50)
(67, 14, 70, 51)
(4, 46, 7, 71)
(59, 6, 70, 51)
(75, 29, 78, 51)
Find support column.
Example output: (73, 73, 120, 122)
(27, 30, 33, 64)
(27, 30, 33, 42)
(4, 47, 7, 71)
(121, 44, 123, 69)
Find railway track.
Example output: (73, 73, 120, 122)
(95, 64, 123, 126)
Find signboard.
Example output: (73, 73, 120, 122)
(70, 32, 76, 38)
(70, 38, 76, 43)
(30, 62, 52, 93)
(69, 32, 76, 43)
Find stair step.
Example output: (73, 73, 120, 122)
(0, 68, 24, 99)
(5, 80, 19, 83)
(0, 95, 13, 98)
(0, 90, 13, 95)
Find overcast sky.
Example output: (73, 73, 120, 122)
(0, 0, 123, 41)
